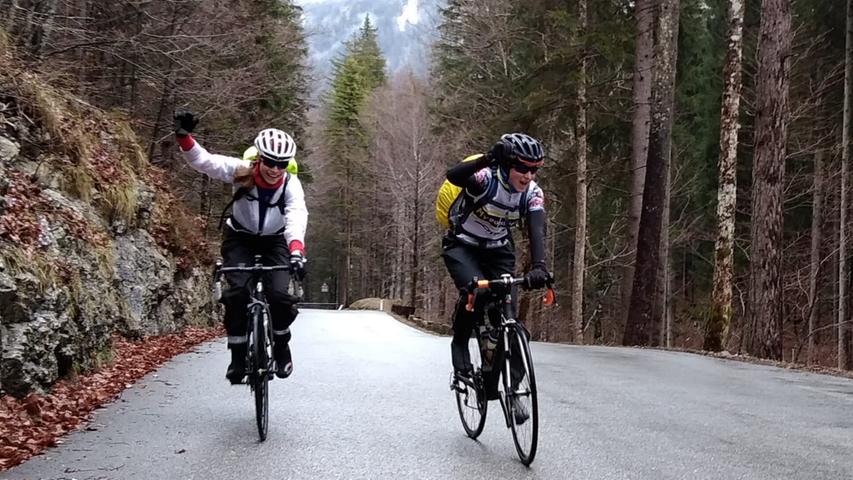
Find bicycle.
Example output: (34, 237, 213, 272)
(213, 255, 302, 442)
(450, 273, 555, 465)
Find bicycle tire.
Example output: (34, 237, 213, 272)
(503, 325, 538, 465)
(454, 333, 487, 438)
(251, 305, 269, 441)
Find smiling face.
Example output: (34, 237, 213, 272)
(258, 157, 288, 184)
(508, 165, 536, 191)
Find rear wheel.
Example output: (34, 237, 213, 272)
(453, 332, 487, 438)
(504, 325, 538, 465)
(250, 305, 269, 441)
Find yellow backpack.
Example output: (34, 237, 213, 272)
(243, 146, 299, 175)
(435, 153, 485, 229)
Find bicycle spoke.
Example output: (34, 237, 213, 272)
(454, 335, 487, 438)
(507, 327, 538, 465)
(252, 306, 269, 441)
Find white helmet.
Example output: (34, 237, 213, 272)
(254, 128, 296, 161)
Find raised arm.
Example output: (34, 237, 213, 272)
(446, 153, 493, 193)
(174, 111, 249, 183)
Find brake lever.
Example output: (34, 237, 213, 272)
(544, 273, 557, 305)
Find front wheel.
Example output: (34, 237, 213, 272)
(250, 305, 269, 441)
(453, 334, 487, 438)
(503, 325, 538, 465)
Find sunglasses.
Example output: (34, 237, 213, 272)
(513, 163, 539, 174)
(260, 156, 289, 170)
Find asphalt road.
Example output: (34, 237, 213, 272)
(5, 309, 853, 479)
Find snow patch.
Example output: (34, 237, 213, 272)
(397, 0, 419, 31)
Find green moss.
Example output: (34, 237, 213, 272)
(66, 270, 83, 321)
(94, 244, 115, 278)
(92, 342, 114, 369)
(0, 28, 9, 53)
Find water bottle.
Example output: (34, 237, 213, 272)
(480, 325, 498, 371)
(213, 261, 222, 301)
(213, 279, 222, 301)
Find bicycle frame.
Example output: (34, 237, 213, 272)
(466, 275, 550, 427)
(458, 273, 554, 464)
(213, 255, 301, 441)
(215, 257, 296, 380)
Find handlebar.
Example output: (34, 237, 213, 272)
(212, 255, 304, 302)
(216, 264, 295, 275)
(213, 254, 302, 280)
(464, 274, 556, 312)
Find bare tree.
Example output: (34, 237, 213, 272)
(571, 0, 588, 344)
(840, 0, 853, 369)
(705, 0, 746, 352)
(808, 149, 825, 365)
(362, 71, 443, 309)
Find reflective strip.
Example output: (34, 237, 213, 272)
(228, 335, 248, 344)
(273, 328, 291, 336)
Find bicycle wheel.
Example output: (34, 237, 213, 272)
(250, 305, 269, 442)
(503, 325, 538, 465)
(453, 333, 487, 438)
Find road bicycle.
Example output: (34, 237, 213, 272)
(450, 274, 555, 465)
(213, 255, 301, 441)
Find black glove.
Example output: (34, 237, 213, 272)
(486, 140, 513, 166)
(174, 111, 198, 137)
(289, 251, 307, 281)
(524, 264, 550, 290)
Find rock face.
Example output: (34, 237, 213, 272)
(0, 129, 217, 398)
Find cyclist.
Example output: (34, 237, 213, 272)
(442, 133, 551, 424)
(174, 112, 307, 383)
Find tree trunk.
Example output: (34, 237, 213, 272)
(706, 0, 746, 352)
(658, 138, 671, 347)
(840, 0, 853, 370)
(340, 155, 351, 306)
(624, 0, 678, 346)
(146, 10, 176, 162)
(410, 147, 421, 308)
(3, 0, 19, 32)
(571, 0, 588, 344)
(199, 174, 210, 230)
(621, 0, 656, 335)
(807, 149, 824, 365)
(745, 0, 791, 361)
(28, 0, 58, 57)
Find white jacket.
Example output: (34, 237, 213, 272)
(181, 142, 308, 244)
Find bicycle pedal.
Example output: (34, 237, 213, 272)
(449, 375, 465, 392)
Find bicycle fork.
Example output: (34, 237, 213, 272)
(498, 321, 531, 429)
(497, 324, 513, 428)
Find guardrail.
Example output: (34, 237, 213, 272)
(299, 303, 340, 310)
(391, 305, 416, 316)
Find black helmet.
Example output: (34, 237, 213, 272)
(500, 133, 545, 164)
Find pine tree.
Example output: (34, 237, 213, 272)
(319, 15, 387, 306)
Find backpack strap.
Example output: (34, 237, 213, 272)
(218, 173, 291, 231)
(275, 172, 291, 215)
(453, 167, 499, 236)
(517, 186, 529, 230)
(218, 186, 250, 230)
